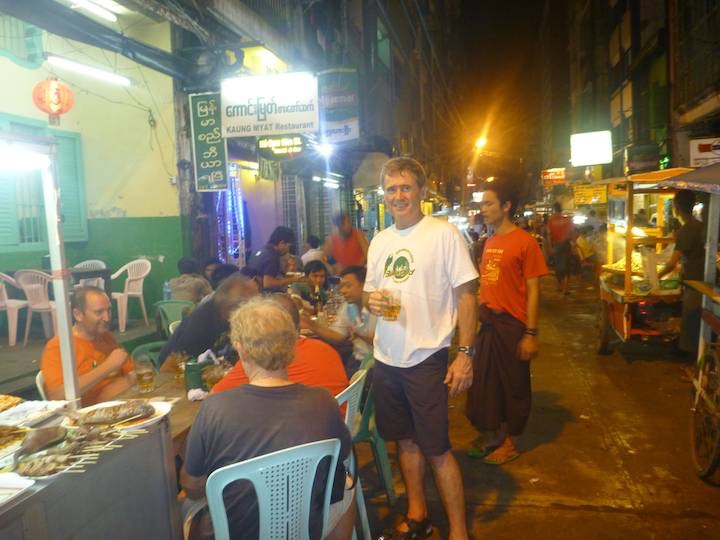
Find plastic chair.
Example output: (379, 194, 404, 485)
(0, 272, 28, 347)
(14, 270, 56, 346)
(111, 258, 151, 333)
(153, 300, 193, 338)
(205, 438, 341, 540)
(131, 341, 167, 370)
(335, 370, 371, 540)
(35, 371, 47, 400)
(168, 320, 181, 335)
(353, 384, 397, 506)
(73, 259, 107, 289)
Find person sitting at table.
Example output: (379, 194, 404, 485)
(289, 260, 330, 313)
(40, 286, 135, 406)
(211, 293, 348, 397)
(246, 226, 305, 293)
(202, 256, 221, 283)
(302, 265, 376, 371)
(169, 257, 212, 304)
(157, 273, 259, 368)
(181, 296, 355, 540)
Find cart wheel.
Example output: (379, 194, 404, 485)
(597, 301, 612, 355)
(690, 350, 720, 479)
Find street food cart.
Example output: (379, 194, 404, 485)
(658, 163, 720, 480)
(597, 169, 693, 354)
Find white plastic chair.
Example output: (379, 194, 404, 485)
(335, 370, 371, 540)
(74, 259, 107, 289)
(36, 371, 47, 400)
(206, 439, 341, 540)
(0, 272, 28, 347)
(110, 258, 151, 333)
(14, 270, 56, 346)
(168, 320, 181, 335)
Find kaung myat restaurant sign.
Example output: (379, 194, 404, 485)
(221, 72, 319, 137)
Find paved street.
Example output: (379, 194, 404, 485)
(360, 277, 720, 539)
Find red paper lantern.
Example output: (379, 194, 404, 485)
(32, 79, 74, 125)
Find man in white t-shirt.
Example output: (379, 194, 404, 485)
(366, 157, 478, 540)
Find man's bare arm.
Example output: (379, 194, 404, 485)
(444, 279, 478, 397)
(46, 348, 130, 400)
(518, 277, 540, 361)
(180, 466, 207, 500)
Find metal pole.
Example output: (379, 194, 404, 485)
(697, 192, 720, 362)
(40, 154, 80, 408)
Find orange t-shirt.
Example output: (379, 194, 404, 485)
(547, 214, 574, 244)
(331, 229, 365, 270)
(40, 332, 133, 406)
(479, 228, 549, 324)
(212, 337, 349, 397)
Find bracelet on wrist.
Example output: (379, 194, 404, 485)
(524, 328, 538, 336)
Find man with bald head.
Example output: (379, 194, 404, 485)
(158, 273, 260, 367)
(41, 286, 135, 405)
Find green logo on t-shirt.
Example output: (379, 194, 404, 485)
(384, 249, 415, 283)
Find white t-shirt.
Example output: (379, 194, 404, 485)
(364, 216, 478, 368)
(301, 248, 325, 266)
(330, 302, 377, 360)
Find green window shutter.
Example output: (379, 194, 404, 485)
(51, 131, 88, 242)
(0, 173, 20, 247)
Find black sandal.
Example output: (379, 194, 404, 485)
(376, 516, 433, 540)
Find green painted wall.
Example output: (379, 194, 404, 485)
(1, 216, 183, 325)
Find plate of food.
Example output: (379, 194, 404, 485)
(61, 400, 172, 430)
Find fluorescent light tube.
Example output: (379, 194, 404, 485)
(71, 0, 118, 22)
(47, 55, 131, 86)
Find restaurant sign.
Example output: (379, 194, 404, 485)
(318, 68, 359, 144)
(257, 135, 305, 160)
(221, 72, 319, 137)
(189, 92, 227, 191)
(573, 184, 607, 205)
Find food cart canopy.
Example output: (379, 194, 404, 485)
(627, 168, 694, 183)
(657, 163, 720, 194)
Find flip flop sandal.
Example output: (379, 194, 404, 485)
(376, 517, 433, 540)
(466, 445, 498, 459)
(482, 451, 520, 465)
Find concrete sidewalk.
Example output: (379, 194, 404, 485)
(358, 278, 720, 539)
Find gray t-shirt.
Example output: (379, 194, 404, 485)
(184, 384, 351, 540)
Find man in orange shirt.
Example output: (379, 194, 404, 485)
(325, 213, 368, 273)
(211, 294, 348, 397)
(466, 180, 549, 465)
(547, 202, 575, 295)
(41, 286, 135, 405)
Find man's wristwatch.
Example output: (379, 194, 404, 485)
(457, 345, 475, 357)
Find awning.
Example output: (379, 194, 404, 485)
(657, 163, 720, 194)
(352, 152, 389, 189)
(627, 167, 694, 183)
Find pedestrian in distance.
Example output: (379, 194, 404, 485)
(365, 157, 478, 540)
(466, 180, 549, 465)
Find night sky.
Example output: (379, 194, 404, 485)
(453, 0, 545, 162)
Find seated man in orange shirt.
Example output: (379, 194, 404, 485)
(211, 293, 348, 397)
(41, 286, 135, 405)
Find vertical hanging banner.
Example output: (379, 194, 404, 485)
(189, 92, 228, 191)
(318, 68, 359, 144)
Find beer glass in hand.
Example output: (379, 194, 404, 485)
(380, 289, 401, 321)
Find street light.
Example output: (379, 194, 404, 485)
(0, 132, 80, 407)
(474, 136, 488, 151)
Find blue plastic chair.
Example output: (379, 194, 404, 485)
(336, 369, 371, 540)
(205, 438, 341, 540)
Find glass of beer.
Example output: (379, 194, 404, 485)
(381, 289, 401, 321)
(168, 352, 187, 380)
(134, 357, 156, 394)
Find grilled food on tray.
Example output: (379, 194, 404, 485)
(72, 401, 155, 426)
(0, 425, 27, 450)
(0, 394, 23, 414)
(16, 454, 75, 477)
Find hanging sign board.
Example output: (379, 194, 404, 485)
(542, 167, 566, 188)
(221, 72, 319, 137)
(573, 184, 608, 205)
(257, 135, 305, 160)
(318, 68, 359, 144)
(690, 137, 720, 167)
(189, 92, 227, 191)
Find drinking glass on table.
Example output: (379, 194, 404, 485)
(167, 352, 187, 380)
(134, 356, 156, 394)
(380, 289, 401, 321)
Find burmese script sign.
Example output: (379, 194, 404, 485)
(189, 92, 227, 191)
(318, 68, 359, 144)
(221, 73, 319, 137)
(573, 184, 607, 205)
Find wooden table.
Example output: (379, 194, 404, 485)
(118, 372, 202, 457)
